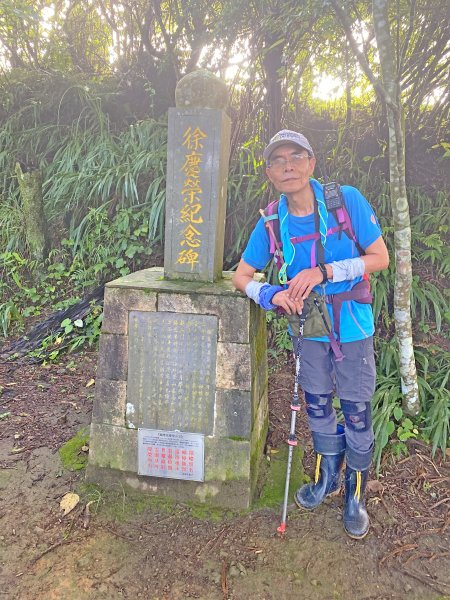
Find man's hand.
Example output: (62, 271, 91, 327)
(287, 267, 323, 301)
(271, 289, 304, 315)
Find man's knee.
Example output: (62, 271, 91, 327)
(305, 392, 333, 419)
(340, 399, 372, 432)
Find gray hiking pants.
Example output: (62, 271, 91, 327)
(292, 336, 376, 456)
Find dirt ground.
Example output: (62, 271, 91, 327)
(0, 351, 449, 600)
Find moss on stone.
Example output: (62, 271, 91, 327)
(79, 481, 234, 523)
(102, 486, 176, 522)
(254, 445, 305, 509)
(188, 503, 233, 522)
(175, 69, 228, 109)
(250, 410, 269, 492)
(59, 427, 90, 471)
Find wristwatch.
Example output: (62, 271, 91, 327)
(317, 263, 328, 283)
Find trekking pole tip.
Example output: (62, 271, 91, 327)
(277, 522, 286, 534)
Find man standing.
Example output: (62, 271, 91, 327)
(232, 130, 389, 539)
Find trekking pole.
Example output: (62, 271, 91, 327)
(277, 312, 307, 535)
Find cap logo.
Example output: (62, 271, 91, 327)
(271, 132, 293, 142)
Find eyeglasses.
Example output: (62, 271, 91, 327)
(268, 153, 310, 170)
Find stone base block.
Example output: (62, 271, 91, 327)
(88, 268, 268, 510)
(85, 465, 253, 510)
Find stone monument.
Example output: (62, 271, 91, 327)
(86, 70, 268, 509)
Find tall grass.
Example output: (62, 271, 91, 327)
(225, 144, 267, 268)
(0, 72, 448, 467)
(0, 75, 167, 255)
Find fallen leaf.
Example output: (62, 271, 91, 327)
(83, 500, 95, 529)
(10, 447, 25, 454)
(270, 449, 280, 454)
(60, 492, 80, 515)
(85, 379, 95, 388)
(0, 412, 11, 420)
(81, 445, 89, 452)
(366, 480, 384, 493)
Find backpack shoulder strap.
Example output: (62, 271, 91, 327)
(332, 186, 366, 256)
(260, 200, 281, 256)
(260, 199, 285, 273)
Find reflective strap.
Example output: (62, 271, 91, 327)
(355, 471, 362, 501)
(315, 453, 322, 484)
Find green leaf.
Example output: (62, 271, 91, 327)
(379, 430, 389, 449)
(393, 406, 403, 421)
(386, 421, 395, 435)
(125, 245, 138, 258)
(74, 319, 83, 327)
(61, 318, 72, 327)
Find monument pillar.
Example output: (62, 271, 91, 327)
(164, 107, 229, 282)
(86, 70, 268, 509)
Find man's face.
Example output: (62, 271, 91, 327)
(265, 143, 316, 194)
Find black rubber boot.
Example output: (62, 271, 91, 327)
(343, 465, 370, 539)
(294, 424, 345, 510)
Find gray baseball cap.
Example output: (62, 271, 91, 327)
(263, 129, 314, 161)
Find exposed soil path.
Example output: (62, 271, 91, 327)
(0, 353, 449, 600)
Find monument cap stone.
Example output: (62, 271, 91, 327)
(165, 70, 230, 282)
(175, 70, 229, 110)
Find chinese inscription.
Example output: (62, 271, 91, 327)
(127, 312, 218, 435)
(176, 127, 207, 270)
(138, 429, 204, 481)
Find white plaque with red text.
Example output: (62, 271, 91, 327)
(138, 428, 204, 482)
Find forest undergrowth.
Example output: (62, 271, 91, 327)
(0, 75, 449, 473)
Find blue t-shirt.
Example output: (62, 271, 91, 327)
(242, 182, 382, 343)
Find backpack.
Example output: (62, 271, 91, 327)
(260, 183, 371, 361)
(260, 183, 366, 276)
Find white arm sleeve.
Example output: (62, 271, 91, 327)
(330, 257, 365, 282)
(245, 281, 268, 304)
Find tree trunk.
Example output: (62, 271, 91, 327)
(262, 33, 284, 138)
(344, 45, 352, 127)
(15, 163, 49, 263)
(372, 0, 419, 414)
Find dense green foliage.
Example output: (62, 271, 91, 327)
(0, 0, 448, 467)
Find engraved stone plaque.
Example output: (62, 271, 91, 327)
(127, 312, 217, 434)
(164, 108, 230, 282)
(138, 428, 204, 481)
